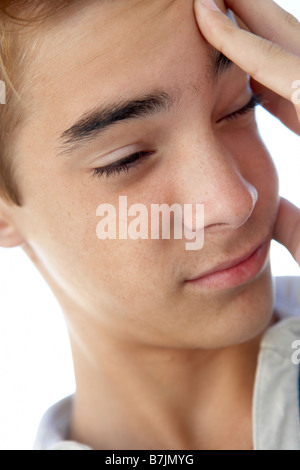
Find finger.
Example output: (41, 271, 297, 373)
(232, 11, 300, 133)
(194, 0, 300, 106)
(273, 198, 300, 267)
(250, 80, 300, 135)
(225, 0, 300, 56)
(231, 6, 300, 128)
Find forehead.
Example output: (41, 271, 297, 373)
(24, 0, 211, 110)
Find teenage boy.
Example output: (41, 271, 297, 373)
(0, 0, 299, 450)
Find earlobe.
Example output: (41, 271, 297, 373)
(0, 202, 25, 248)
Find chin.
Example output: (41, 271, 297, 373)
(173, 263, 276, 350)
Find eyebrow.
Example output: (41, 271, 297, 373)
(57, 51, 233, 156)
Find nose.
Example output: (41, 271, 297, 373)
(177, 139, 258, 234)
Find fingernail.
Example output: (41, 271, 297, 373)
(196, 0, 221, 12)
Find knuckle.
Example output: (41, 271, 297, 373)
(260, 38, 282, 59)
(249, 39, 283, 82)
(282, 11, 300, 30)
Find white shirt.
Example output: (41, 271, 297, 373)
(34, 276, 300, 450)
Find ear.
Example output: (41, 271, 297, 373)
(0, 199, 25, 248)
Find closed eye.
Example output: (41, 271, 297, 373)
(218, 94, 263, 123)
(91, 150, 155, 179)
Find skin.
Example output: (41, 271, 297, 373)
(0, 0, 298, 450)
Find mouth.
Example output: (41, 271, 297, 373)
(184, 238, 270, 290)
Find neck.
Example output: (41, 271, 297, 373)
(67, 315, 276, 450)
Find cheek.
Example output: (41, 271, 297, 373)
(16, 148, 169, 309)
(248, 138, 279, 204)
(26, 193, 171, 310)
(225, 128, 279, 206)
(243, 137, 280, 239)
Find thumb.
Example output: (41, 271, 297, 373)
(273, 197, 300, 266)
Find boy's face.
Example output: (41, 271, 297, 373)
(10, 0, 279, 348)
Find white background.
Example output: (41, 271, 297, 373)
(0, 0, 299, 450)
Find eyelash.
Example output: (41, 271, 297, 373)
(92, 94, 262, 179)
(217, 94, 262, 122)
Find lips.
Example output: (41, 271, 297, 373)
(184, 238, 270, 290)
(187, 240, 266, 281)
